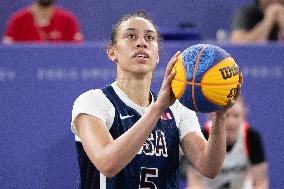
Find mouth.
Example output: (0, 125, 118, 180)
(133, 52, 150, 59)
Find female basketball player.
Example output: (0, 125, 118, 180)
(71, 11, 241, 189)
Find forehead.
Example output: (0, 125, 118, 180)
(118, 17, 157, 35)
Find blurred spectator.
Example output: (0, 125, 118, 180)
(231, 0, 284, 43)
(2, 0, 83, 44)
(181, 98, 269, 189)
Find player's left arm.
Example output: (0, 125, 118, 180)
(181, 75, 241, 179)
(276, 3, 284, 40)
(248, 127, 269, 189)
(178, 102, 227, 179)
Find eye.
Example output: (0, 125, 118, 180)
(127, 34, 136, 39)
(146, 35, 155, 41)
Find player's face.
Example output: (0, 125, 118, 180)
(224, 102, 245, 144)
(108, 17, 159, 76)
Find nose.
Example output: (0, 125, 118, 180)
(136, 36, 147, 48)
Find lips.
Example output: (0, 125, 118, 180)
(133, 51, 150, 59)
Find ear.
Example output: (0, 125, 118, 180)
(107, 45, 117, 63)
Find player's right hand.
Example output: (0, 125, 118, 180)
(155, 51, 181, 112)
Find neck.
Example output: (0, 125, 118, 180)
(116, 72, 152, 107)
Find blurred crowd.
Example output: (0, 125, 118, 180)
(2, 0, 283, 44)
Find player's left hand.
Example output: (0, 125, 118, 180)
(215, 72, 243, 117)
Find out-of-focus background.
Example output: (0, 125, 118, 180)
(0, 0, 250, 41)
(1, 0, 284, 188)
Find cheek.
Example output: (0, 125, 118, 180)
(115, 48, 128, 60)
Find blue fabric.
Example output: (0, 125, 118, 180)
(76, 85, 180, 189)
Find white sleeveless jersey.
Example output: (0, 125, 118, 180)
(203, 122, 250, 189)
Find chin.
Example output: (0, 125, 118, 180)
(133, 64, 155, 73)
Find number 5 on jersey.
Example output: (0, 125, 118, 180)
(139, 167, 158, 189)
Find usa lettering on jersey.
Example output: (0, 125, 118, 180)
(137, 130, 168, 157)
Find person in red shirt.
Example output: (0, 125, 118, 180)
(3, 0, 83, 44)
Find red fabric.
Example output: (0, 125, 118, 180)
(204, 120, 212, 133)
(243, 121, 250, 156)
(4, 7, 83, 43)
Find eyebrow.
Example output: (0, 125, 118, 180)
(124, 28, 156, 34)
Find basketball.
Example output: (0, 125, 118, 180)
(171, 44, 241, 113)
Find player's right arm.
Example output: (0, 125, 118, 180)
(74, 104, 163, 177)
(73, 52, 179, 177)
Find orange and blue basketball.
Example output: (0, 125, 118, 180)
(171, 44, 241, 113)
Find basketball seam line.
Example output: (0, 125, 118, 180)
(192, 46, 205, 112)
(173, 79, 239, 86)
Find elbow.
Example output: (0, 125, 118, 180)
(97, 161, 121, 178)
(204, 171, 219, 179)
(100, 167, 117, 178)
(198, 168, 220, 179)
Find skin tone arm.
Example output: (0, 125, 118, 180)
(276, 5, 284, 40)
(181, 111, 226, 179)
(250, 162, 269, 189)
(187, 167, 209, 189)
(182, 73, 242, 179)
(231, 3, 281, 43)
(75, 52, 179, 177)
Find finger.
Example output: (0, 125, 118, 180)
(174, 51, 181, 58)
(226, 100, 234, 109)
(163, 69, 177, 86)
(234, 83, 241, 99)
(167, 51, 181, 68)
(167, 69, 177, 83)
(170, 51, 181, 61)
(164, 55, 179, 77)
(239, 72, 243, 85)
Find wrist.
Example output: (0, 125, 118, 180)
(212, 114, 226, 128)
(150, 102, 165, 116)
